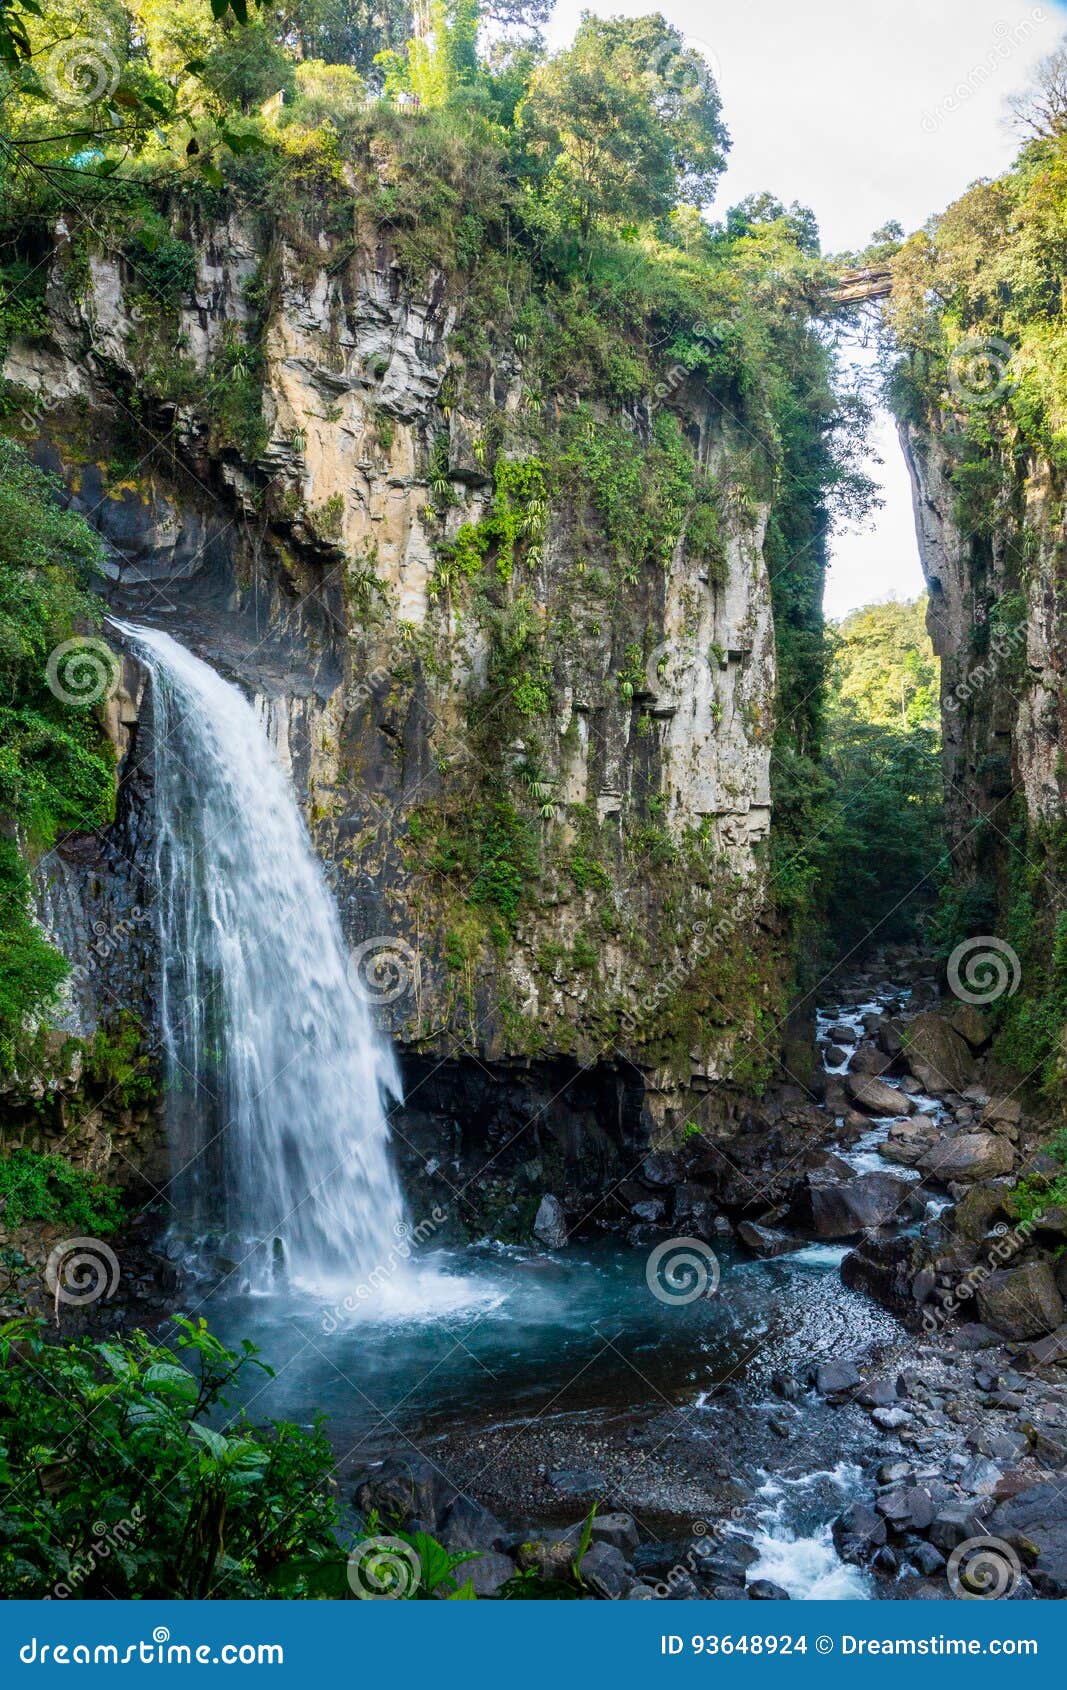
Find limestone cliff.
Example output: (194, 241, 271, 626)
(6, 199, 824, 1156)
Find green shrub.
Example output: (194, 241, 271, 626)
(0, 1148, 125, 1235)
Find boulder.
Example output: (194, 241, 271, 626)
(814, 1360, 861, 1397)
(591, 1512, 639, 1556)
(948, 1002, 990, 1050)
(832, 1503, 886, 1564)
(847, 1074, 914, 1117)
(904, 1011, 975, 1094)
(988, 1483, 1067, 1598)
(580, 1541, 634, 1599)
(808, 1170, 915, 1238)
(673, 1183, 719, 1240)
(976, 1258, 1065, 1340)
(851, 1046, 894, 1076)
(918, 1132, 1014, 1184)
(876, 1486, 934, 1532)
(841, 1233, 930, 1317)
(736, 1220, 798, 1258)
(982, 1096, 1023, 1131)
(353, 1454, 444, 1529)
(466, 1552, 517, 1597)
(949, 1182, 1013, 1243)
(533, 1194, 568, 1249)
(880, 1118, 940, 1167)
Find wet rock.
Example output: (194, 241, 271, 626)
(827, 1022, 859, 1043)
(736, 1221, 798, 1258)
(833, 1503, 886, 1564)
(640, 1152, 680, 1187)
(534, 1194, 568, 1249)
(871, 1406, 911, 1431)
(808, 1171, 915, 1238)
(880, 1118, 941, 1167)
(928, 1502, 988, 1552)
(857, 1376, 900, 1407)
(918, 1132, 1014, 1184)
(841, 1232, 930, 1317)
(631, 1199, 667, 1225)
(976, 1259, 1065, 1340)
(877, 1486, 934, 1532)
(957, 1457, 1002, 1495)
(910, 1541, 946, 1576)
(847, 1075, 915, 1117)
(673, 1183, 719, 1240)
(748, 1579, 790, 1599)
(815, 1360, 861, 1397)
(825, 1045, 848, 1066)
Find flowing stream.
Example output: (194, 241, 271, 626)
(114, 622, 411, 1295)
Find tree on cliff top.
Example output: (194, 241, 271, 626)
(518, 13, 728, 234)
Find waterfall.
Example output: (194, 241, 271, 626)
(114, 621, 410, 1295)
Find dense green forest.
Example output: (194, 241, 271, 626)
(821, 596, 943, 955)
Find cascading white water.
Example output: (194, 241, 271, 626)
(115, 621, 410, 1295)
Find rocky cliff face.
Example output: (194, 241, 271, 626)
(8, 206, 797, 1179)
(898, 409, 1067, 1100)
(899, 421, 1067, 860)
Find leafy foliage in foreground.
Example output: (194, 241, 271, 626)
(0, 1314, 604, 1599)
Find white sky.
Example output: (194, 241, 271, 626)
(547, 0, 1067, 617)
